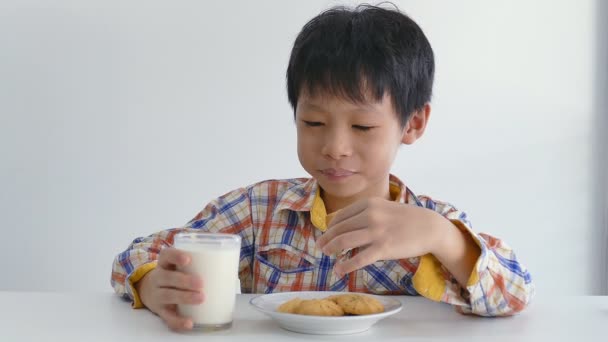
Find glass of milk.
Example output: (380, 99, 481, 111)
(173, 232, 242, 331)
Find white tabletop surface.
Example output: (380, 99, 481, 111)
(0, 291, 606, 342)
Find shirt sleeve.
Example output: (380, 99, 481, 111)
(410, 195, 535, 317)
(110, 186, 255, 308)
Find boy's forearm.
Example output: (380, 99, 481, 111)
(429, 214, 480, 288)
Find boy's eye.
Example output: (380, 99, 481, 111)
(303, 121, 324, 127)
(352, 125, 374, 131)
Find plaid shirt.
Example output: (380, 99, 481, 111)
(111, 174, 534, 316)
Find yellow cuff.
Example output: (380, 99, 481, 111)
(449, 219, 482, 287)
(412, 219, 483, 299)
(412, 253, 446, 301)
(127, 262, 158, 309)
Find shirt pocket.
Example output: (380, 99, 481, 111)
(254, 243, 317, 293)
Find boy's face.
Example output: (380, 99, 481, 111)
(296, 92, 427, 206)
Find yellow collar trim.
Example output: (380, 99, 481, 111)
(310, 189, 329, 231)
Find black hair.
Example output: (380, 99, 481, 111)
(286, 3, 434, 126)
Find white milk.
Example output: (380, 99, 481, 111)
(174, 233, 241, 329)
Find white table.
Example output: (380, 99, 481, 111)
(0, 292, 606, 341)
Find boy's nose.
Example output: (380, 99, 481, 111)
(321, 130, 352, 160)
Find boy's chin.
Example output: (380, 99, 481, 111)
(317, 181, 365, 199)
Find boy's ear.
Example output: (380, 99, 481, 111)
(401, 103, 431, 145)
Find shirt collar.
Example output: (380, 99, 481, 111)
(275, 174, 416, 232)
(274, 177, 318, 212)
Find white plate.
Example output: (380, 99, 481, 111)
(249, 291, 403, 335)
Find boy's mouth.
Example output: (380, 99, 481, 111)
(319, 168, 356, 178)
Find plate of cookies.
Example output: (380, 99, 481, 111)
(249, 291, 403, 335)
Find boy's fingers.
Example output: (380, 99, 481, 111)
(329, 199, 367, 228)
(158, 305, 193, 331)
(318, 213, 365, 249)
(157, 288, 204, 305)
(321, 229, 370, 255)
(334, 246, 378, 277)
(156, 269, 203, 291)
(159, 248, 191, 269)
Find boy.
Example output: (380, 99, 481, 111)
(111, 4, 534, 330)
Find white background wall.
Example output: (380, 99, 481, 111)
(597, 0, 608, 295)
(1, 0, 605, 295)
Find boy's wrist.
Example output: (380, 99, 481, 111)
(422, 210, 451, 256)
(426, 213, 481, 287)
(427, 212, 464, 260)
(133, 271, 154, 309)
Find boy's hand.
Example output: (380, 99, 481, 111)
(316, 197, 445, 277)
(135, 248, 204, 331)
